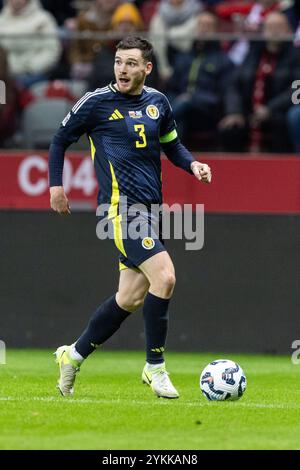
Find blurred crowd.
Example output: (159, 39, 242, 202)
(1, 0, 300, 152)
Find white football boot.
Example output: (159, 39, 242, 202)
(142, 362, 179, 399)
(55, 345, 81, 396)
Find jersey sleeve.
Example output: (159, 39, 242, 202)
(52, 92, 98, 146)
(159, 94, 177, 145)
(48, 93, 98, 187)
(159, 94, 194, 174)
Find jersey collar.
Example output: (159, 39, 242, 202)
(109, 82, 118, 93)
(109, 81, 145, 99)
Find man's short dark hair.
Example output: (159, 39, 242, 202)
(116, 36, 153, 62)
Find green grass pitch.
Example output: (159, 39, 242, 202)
(0, 350, 300, 450)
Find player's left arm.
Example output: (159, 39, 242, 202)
(161, 135, 212, 183)
(159, 95, 211, 184)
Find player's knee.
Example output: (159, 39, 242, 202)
(131, 297, 145, 311)
(117, 292, 145, 313)
(164, 271, 176, 290)
(152, 270, 176, 296)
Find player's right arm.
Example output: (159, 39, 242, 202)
(50, 185, 71, 215)
(48, 93, 97, 215)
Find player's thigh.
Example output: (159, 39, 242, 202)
(117, 268, 149, 312)
(138, 251, 176, 289)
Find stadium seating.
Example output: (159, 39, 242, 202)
(29, 79, 88, 100)
(22, 98, 71, 149)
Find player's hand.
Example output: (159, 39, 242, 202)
(191, 161, 212, 183)
(50, 186, 71, 215)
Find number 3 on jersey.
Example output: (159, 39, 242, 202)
(134, 124, 147, 148)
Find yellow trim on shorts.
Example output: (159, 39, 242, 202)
(119, 261, 128, 271)
(113, 214, 126, 257)
(119, 261, 140, 272)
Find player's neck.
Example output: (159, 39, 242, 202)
(114, 83, 144, 96)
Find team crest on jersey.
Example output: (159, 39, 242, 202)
(142, 237, 155, 250)
(129, 110, 143, 118)
(146, 105, 159, 120)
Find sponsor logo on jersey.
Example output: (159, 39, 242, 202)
(129, 110, 143, 118)
(142, 237, 155, 250)
(146, 105, 159, 120)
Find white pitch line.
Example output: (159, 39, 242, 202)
(1, 396, 300, 410)
(0, 396, 168, 406)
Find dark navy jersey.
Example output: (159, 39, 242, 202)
(49, 82, 194, 207)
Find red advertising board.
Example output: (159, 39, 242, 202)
(0, 151, 300, 213)
(0, 152, 97, 210)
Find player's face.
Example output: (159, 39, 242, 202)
(114, 48, 152, 95)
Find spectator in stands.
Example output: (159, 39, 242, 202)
(166, 11, 234, 143)
(213, 0, 253, 32)
(149, 0, 203, 81)
(135, 0, 160, 28)
(287, 87, 300, 153)
(219, 11, 300, 152)
(111, 2, 144, 33)
(216, 0, 297, 65)
(68, 0, 121, 80)
(213, 0, 297, 31)
(290, 0, 300, 152)
(0, 46, 33, 146)
(40, 0, 76, 26)
(88, 3, 160, 90)
(245, 0, 297, 31)
(0, 0, 62, 88)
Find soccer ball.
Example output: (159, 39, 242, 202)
(200, 359, 247, 401)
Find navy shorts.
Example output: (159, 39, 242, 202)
(109, 210, 166, 271)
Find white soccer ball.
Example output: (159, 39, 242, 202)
(200, 359, 247, 401)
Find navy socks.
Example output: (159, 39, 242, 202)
(75, 292, 170, 364)
(143, 292, 170, 364)
(75, 295, 130, 358)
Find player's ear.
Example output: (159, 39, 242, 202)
(145, 62, 153, 76)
